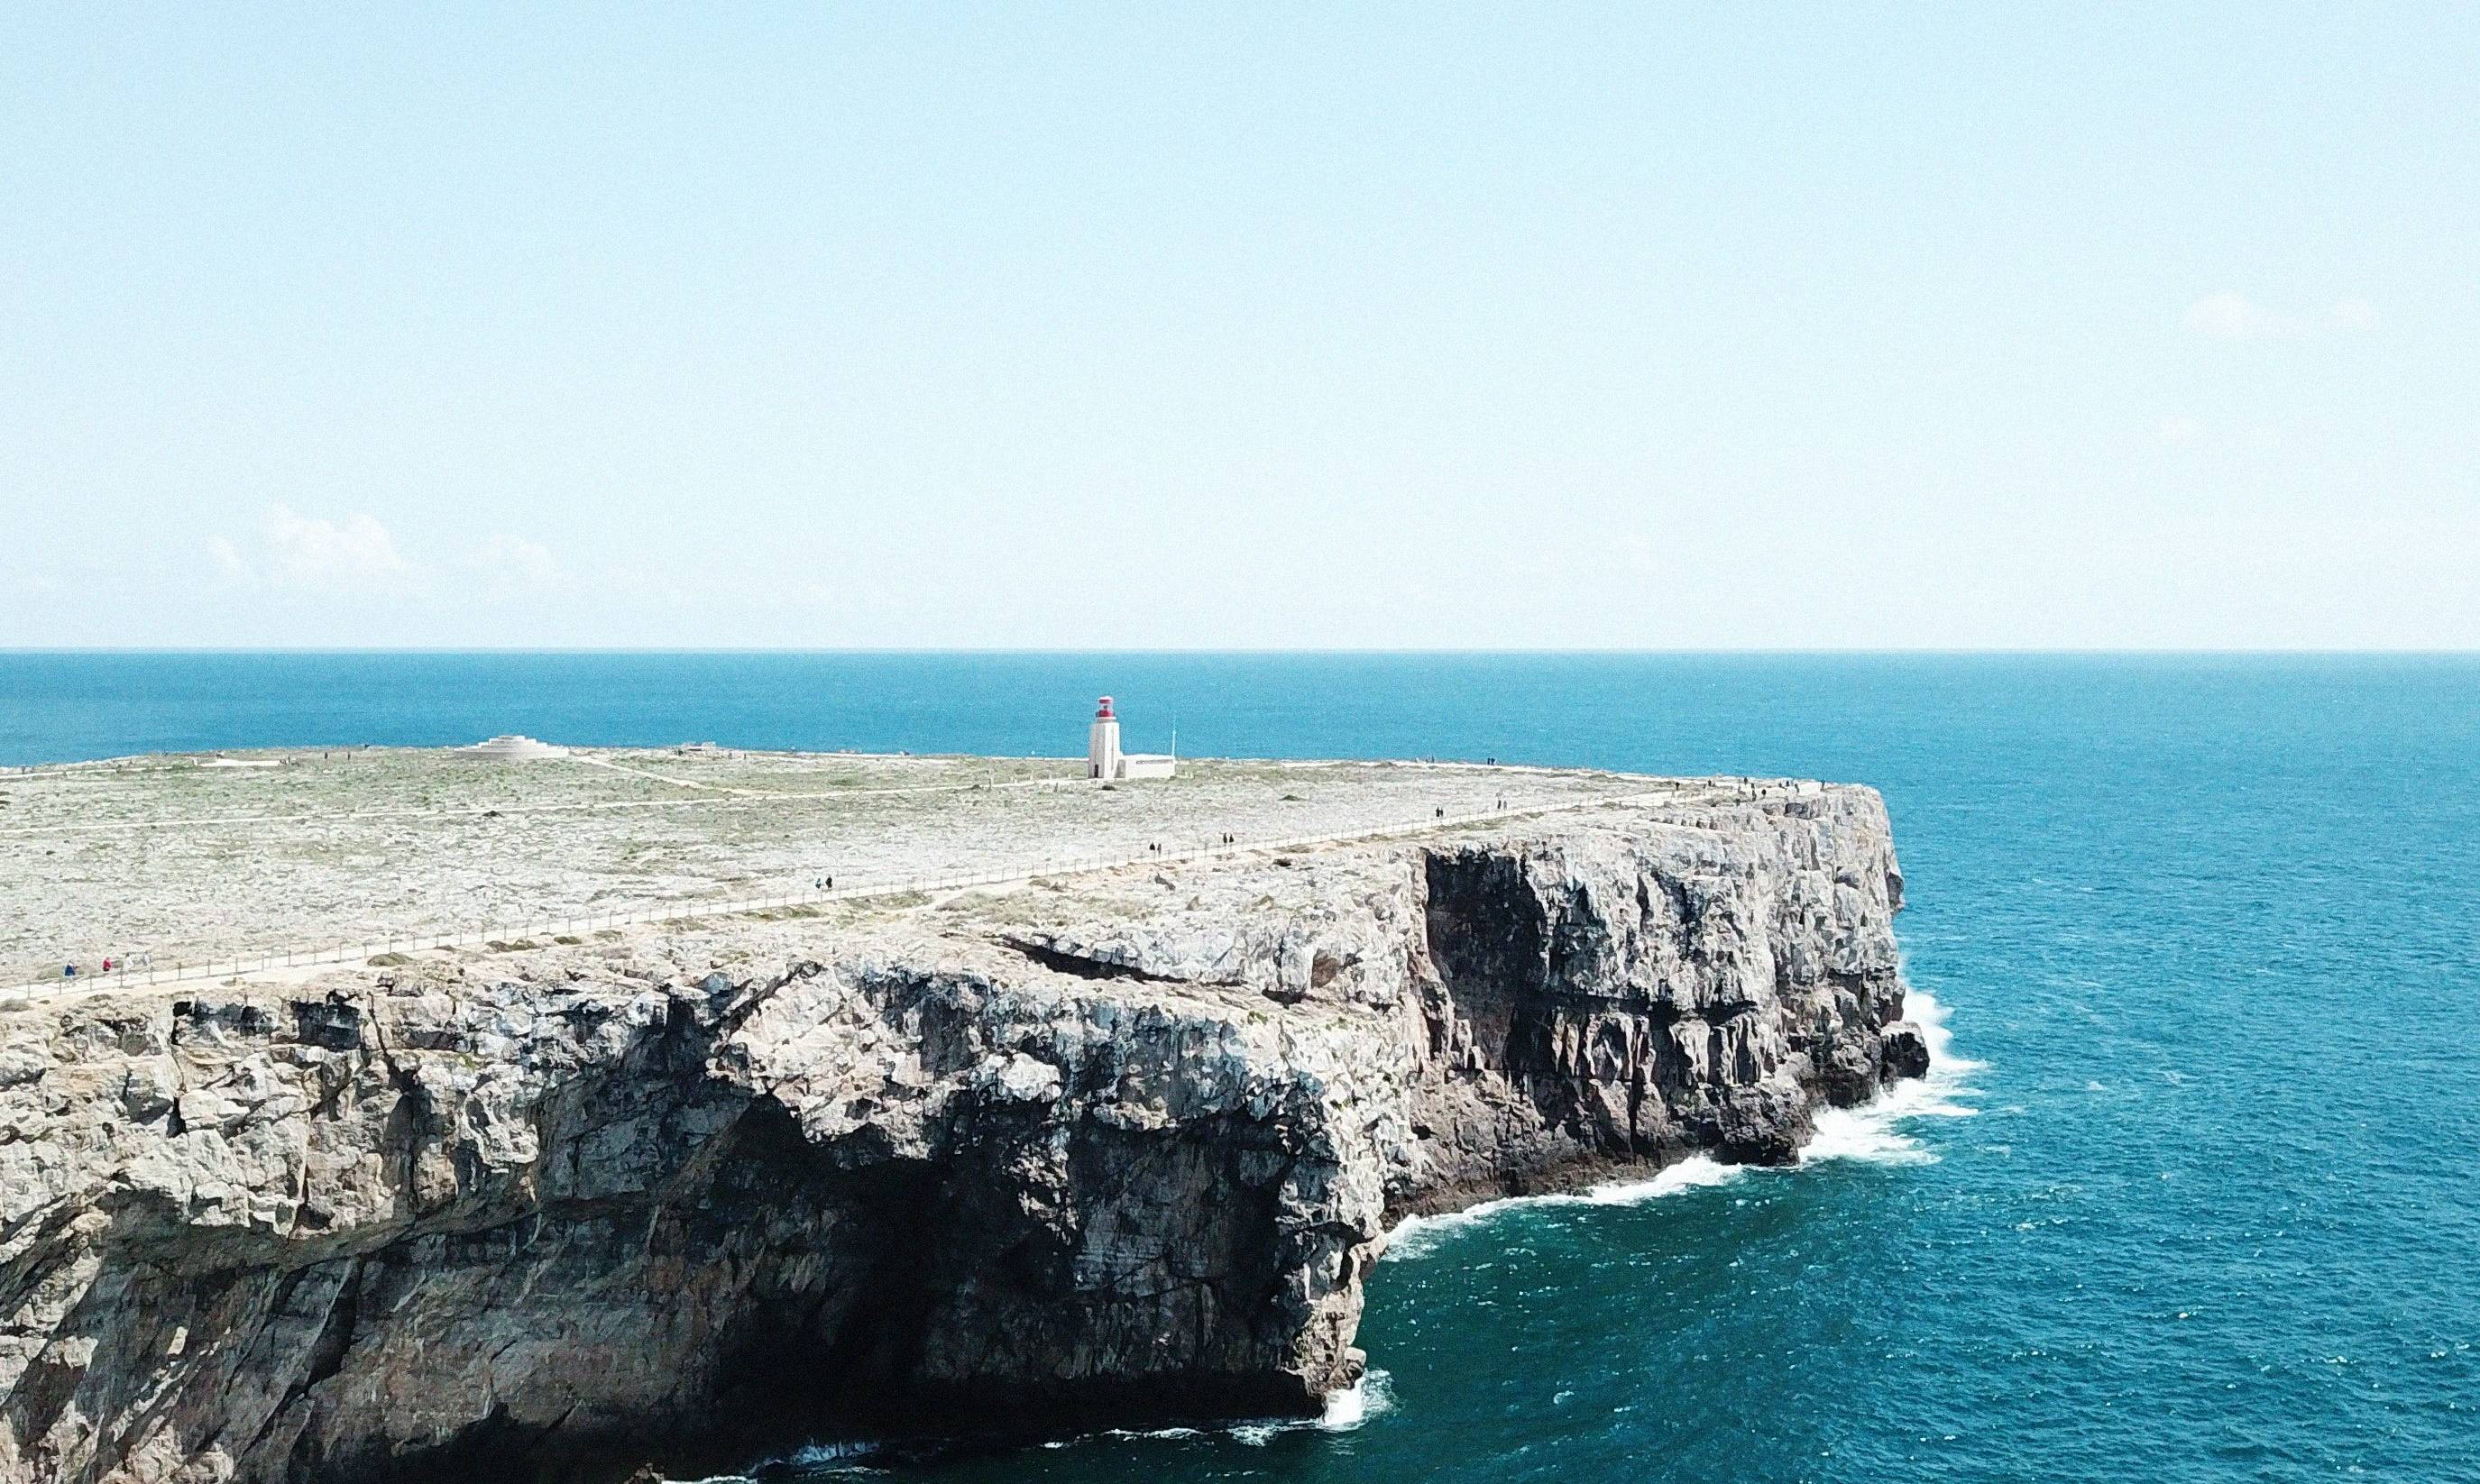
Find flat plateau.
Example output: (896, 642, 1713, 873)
(2, 747, 1708, 987)
(0, 748, 1919, 1483)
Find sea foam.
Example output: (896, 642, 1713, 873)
(1801, 989, 1983, 1168)
(1384, 1156, 1743, 1260)
(1225, 1368, 1397, 1443)
(710, 1368, 1399, 1477)
(728, 999, 1977, 1477)
(1063, 1367, 1396, 1450)
(1387, 988, 1981, 1259)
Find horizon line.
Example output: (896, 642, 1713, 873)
(6, 646, 2480, 659)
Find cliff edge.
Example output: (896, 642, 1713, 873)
(0, 783, 1921, 1482)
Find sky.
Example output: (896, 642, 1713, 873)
(4, 5, 2475, 649)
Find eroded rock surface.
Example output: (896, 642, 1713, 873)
(0, 785, 1915, 1482)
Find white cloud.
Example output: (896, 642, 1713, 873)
(202, 507, 417, 592)
(207, 536, 251, 582)
(2184, 292, 2376, 341)
(2155, 415, 2204, 445)
(262, 505, 415, 591)
(457, 534, 563, 595)
(0, 554, 65, 599)
(2185, 292, 2272, 340)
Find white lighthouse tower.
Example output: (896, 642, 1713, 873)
(1087, 696, 1123, 781)
(1085, 696, 1176, 782)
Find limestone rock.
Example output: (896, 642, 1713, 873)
(1880, 1020, 1932, 1080)
(0, 787, 1920, 1482)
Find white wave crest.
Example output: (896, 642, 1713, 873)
(1384, 1156, 1745, 1260)
(1799, 989, 1982, 1168)
(1046, 1368, 1395, 1453)
(714, 999, 1979, 1478)
(1219, 1366, 1397, 1443)
(711, 1375, 1398, 1478)
(1387, 989, 1982, 1258)
(1318, 1366, 1393, 1429)
(690, 1436, 885, 1480)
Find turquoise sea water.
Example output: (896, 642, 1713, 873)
(6, 652, 2478, 1482)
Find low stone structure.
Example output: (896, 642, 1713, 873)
(456, 734, 568, 760)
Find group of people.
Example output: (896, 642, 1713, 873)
(60, 953, 135, 979)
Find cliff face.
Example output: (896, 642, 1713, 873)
(0, 787, 1920, 1483)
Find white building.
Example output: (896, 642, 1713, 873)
(1087, 697, 1175, 782)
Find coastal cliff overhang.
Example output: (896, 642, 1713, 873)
(0, 777, 1917, 1483)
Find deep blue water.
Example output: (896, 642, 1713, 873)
(6, 651, 2478, 1482)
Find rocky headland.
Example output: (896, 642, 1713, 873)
(0, 757, 1922, 1482)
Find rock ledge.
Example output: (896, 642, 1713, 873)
(0, 783, 1916, 1482)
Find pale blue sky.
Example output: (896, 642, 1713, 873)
(5, 5, 2474, 648)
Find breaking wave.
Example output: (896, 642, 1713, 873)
(1386, 988, 1980, 1260)
(1384, 1156, 1743, 1260)
(693, 1438, 884, 1480)
(1231, 1368, 1395, 1443)
(1802, 989, 1982, 1168)
(703, 1370, 1396, 1477)
(714, 996, 1976, 1477)
(1058, 1368, 1397, 1450)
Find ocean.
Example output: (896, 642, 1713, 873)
(5, 651, 2476, 1482)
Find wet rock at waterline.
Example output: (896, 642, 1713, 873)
(0, 783, 1917, 1482)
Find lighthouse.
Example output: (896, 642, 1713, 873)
(1088, 696, 1122, 781)
(1085, 696, 1176, 782)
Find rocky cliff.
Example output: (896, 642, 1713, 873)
(0, 785, 1921, 1483)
